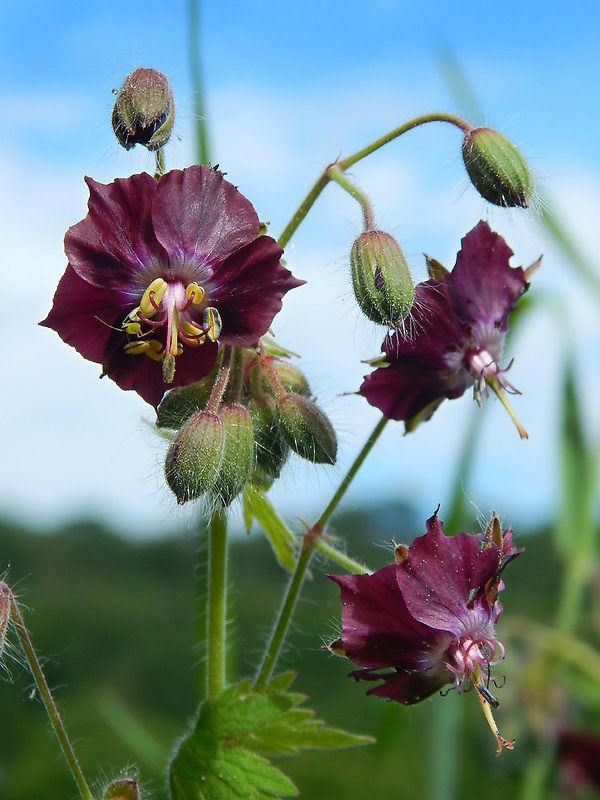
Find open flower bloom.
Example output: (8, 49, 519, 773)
(359, 221, 539, 438)
(328, 511, 521, 753)
(41, 166, 303, 407)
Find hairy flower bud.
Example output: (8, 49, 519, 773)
(277, 393, 337, 465)
(112, 67, 175, 151)
(156, 370, 217, 429)
(462, 127, 533, 208)
(0, 583, 10, 658)
(103, 778, 140, 800)
(272, 360, 312, 398)
(212, 403, 255, 505)
(350, 230, 414, 326)
(165, 411, 225, 504)
(249, 397, 290, 478)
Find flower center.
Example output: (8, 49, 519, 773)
(121, 278, 221, 382)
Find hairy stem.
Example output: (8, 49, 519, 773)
(206, 507, 228, 698)
(5, 586, 94, 800)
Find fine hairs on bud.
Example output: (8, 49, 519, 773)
(0, 582, 10, 661)
(112, 68, 175, 152)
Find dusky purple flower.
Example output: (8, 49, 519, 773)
(558, 730, 600, 796)
(328, 510, 521, 753)
(41, 166, 303, 407)
(359, 221, 539, 438)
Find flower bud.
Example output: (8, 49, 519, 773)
(462, 127, 533, 208)
(350, 230, 414, 326)
(249, 397, 290, 478)
(0, 582, 10, 658)
(212, 403, 255, 505)
(165, 411, 225, 504)
(112, 67, 175, 151)
(277, 393, 337, 465)
(103, 778, 140, 800)
(156, 375, 215, 429)
(273, 360, 312, 398)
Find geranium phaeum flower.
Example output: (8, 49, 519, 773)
(41, 166, 304, 407)
(359, 221, 539, 438)
(328, 510, 521, 753)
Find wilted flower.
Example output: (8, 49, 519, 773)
(359, 221, 539, 437)
(41, 166, 303, 406)
(328, 511, 521, 753)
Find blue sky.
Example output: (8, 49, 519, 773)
(2, 1, 600, 537)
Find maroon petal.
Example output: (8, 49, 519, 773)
(351, 665, 453, 705)
(40, 266, 136, 362)
(151, 166, 261, 271)
(329, 565, 452, 671)
(208, 236, 305, 344)
(102, 338, 219, 408)
(398, 514, 500, 636)
(449, 221, 527, 333)
(65, 173, 167, 293)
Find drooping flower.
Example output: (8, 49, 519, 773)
(328, 510, 521, 753)
(359, 221, 539, 437)
(41, 166, 303, 407)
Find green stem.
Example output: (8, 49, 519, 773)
(154, 147, 165, 180)
(318, 414, 389, 529)
(254, 539, 313, 693)
(327, 164, 376, 230)
(7, 589, 94, 800)
(187, 0, 211, 165)
(206, 506, 228, 698)
(253, 414, 389, 690)
(277, 112, 471, 249)
(314, 539, 371, 574)
(205, 345, 234, 412)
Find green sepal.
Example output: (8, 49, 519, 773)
(169, 678, 373, 800)
(242, 485, 296, 570)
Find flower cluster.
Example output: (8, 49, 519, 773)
(42, 166, 303, 407)
(329, 510, 521, 753)
(359, 221, 539, 437)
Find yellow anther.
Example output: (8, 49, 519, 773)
(181, 319, 206, 343)
(203, 307, 222, 342)
(124, 340, 154, 356)
(140, 278, 168, 317)
(124, 322, 142, 336)
(186, 282, 205, 304)
(163, 353, 176, 383)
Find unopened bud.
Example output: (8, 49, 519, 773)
(350, 230, 414, 326)
(103, 778, 140, 800)
(0, 583, 10, 658)
(212, 403, 255, 506)
(156, 374, 216, 429)
(102, 778, 140, 800)
(273, 360, 312, 398)
(462, 127, 533, 208)
(165, 411, 225, 504)
(277, 394, 337, 465)
(112, 67, 175, 151)
(249, 397, 290, 478)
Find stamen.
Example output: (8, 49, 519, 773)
(185, 282, 205, 304)
(486, 374, 529, 439)
(124, 339, 164, 360)
(203, 307, 222, 341)
(139, 278, 168, 317)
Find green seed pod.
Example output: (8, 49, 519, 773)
(103, 778, 140, 800)
(276, 393, 337, 465)
(212, 403, 255, 506)
(350, 230, 415, 326)
(462, 126, 533, 208)
(112, 67, 175, 151)
(165, 411, 225, 504)
(249, 397, 290, 478)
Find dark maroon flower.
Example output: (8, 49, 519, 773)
(558, 730, 600, 797)
(41, 166, 303, 407)
(359, 221, 539, 438)
(328, 511, 521, 753)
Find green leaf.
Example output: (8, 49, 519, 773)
(169, 678, 373, 800)
(243, 486, 297, 571)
